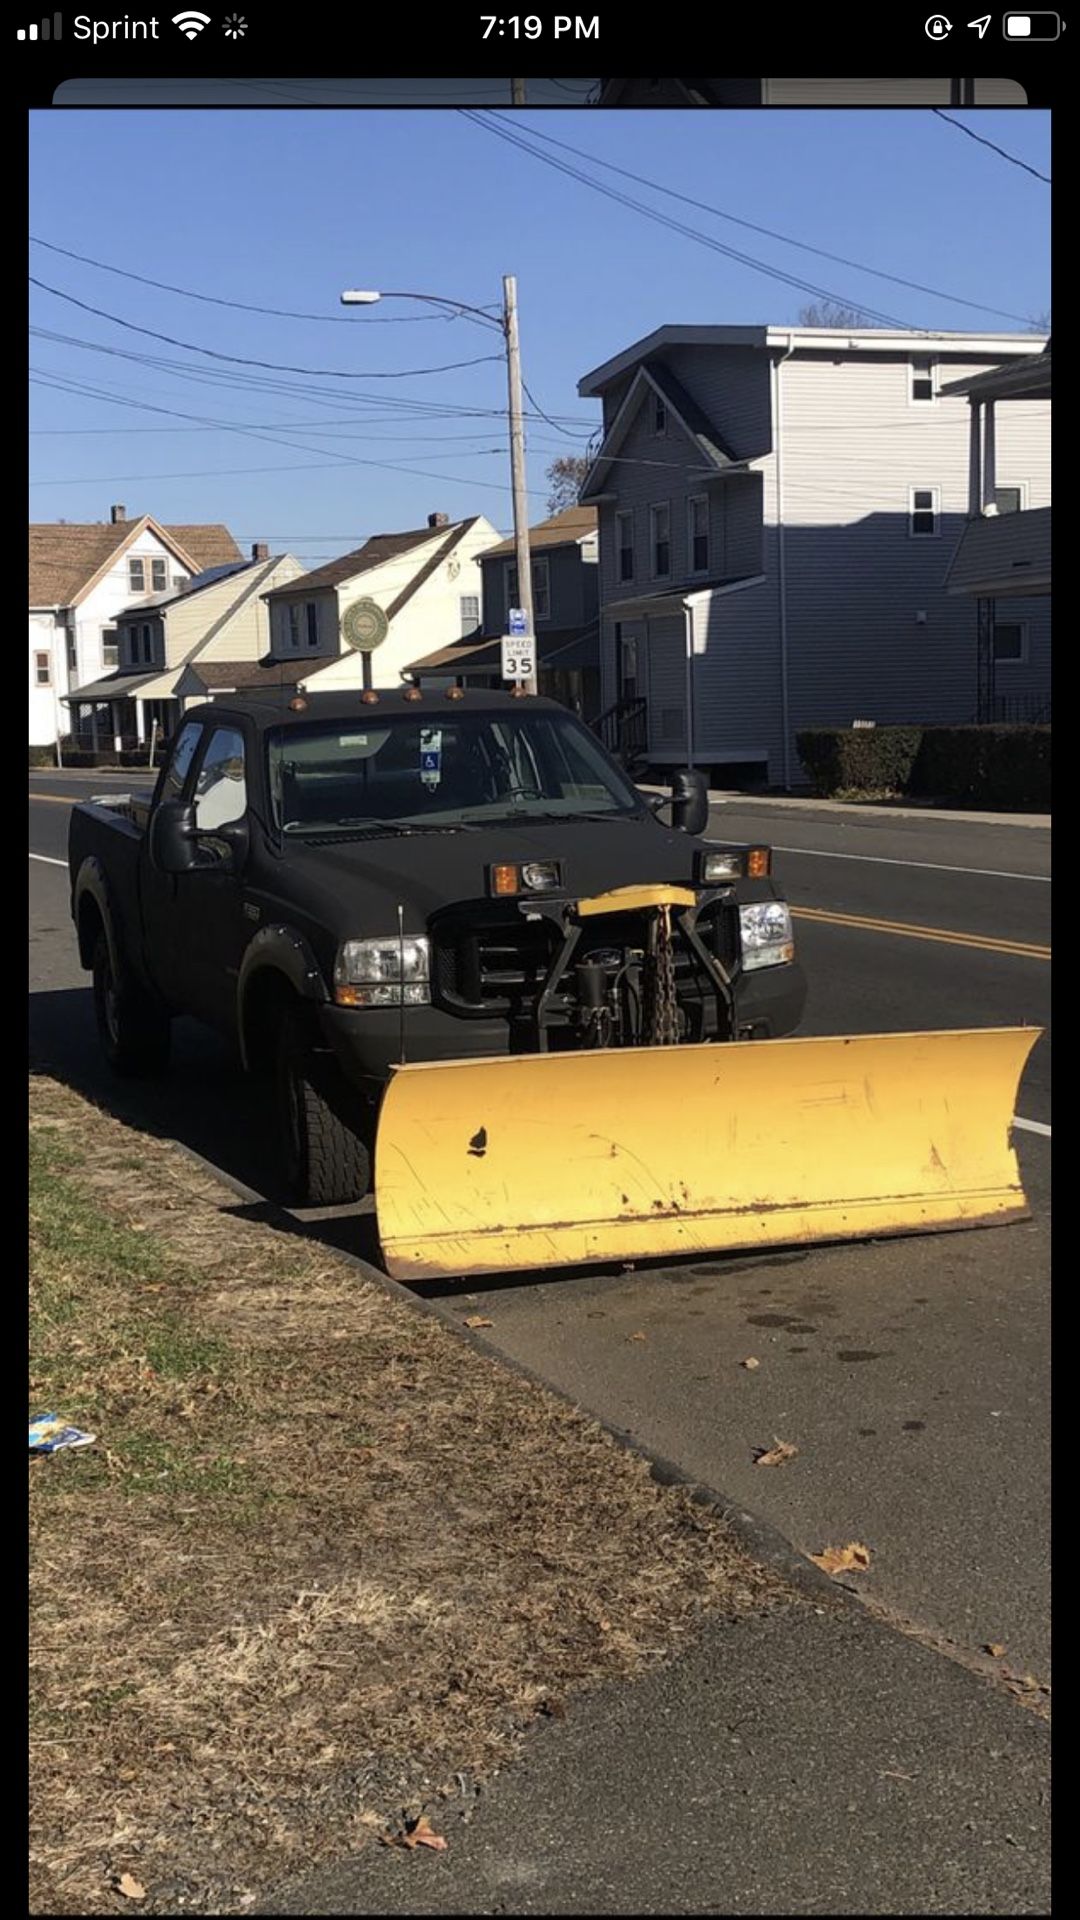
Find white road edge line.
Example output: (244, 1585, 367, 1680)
(1014, 1116, 1051, 1138)
(29, 852, 66, 867)
(770, 846, 1050, 884)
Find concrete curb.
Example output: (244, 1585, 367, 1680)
(639, 784, 1051, 830)
(173, 1141, 860, 1616)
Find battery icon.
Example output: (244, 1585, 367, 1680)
(1003, 11, 1061, 35)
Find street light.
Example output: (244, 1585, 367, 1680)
(341, 280, 537, 695)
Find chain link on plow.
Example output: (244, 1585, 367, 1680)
(642, 905, 681, 1045)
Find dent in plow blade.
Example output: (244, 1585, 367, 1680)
(374, 1027, 1041, 1282)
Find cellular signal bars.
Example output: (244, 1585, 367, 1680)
(17, 14, 62, 37)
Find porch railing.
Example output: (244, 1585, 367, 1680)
(588, 695, 648, 768)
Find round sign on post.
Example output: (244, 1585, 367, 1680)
(341, 598, 389, 653)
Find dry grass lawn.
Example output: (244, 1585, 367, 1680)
(29, 1075, 796, 1915)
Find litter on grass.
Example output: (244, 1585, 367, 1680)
(29, 1414, 97, 1454)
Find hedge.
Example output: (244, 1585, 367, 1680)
(796, 725, 1050, 810)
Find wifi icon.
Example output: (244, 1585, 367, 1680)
(172, 9, 211, 36)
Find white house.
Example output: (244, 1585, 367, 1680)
(261, 512, 502, 691)
(29, 505, 242, 748)
(577, 327, 1050, 785)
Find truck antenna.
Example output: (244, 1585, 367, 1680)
(397, 903, 407, 1065)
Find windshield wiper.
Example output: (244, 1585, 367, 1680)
(284, 817, 415, 837)
(488, 807, 640, 825)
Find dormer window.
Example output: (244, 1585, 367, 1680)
(128, 556, 146, 591)
(653, 394, 667, 435)
(151, 557, 168, 591)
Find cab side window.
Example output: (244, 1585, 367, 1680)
(161, 721, 203, 802)
(194, 726, 248, 831)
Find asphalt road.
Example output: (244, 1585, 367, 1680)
(29, 773, 1051, 1686)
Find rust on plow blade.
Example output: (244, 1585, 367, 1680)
(373, 1027, 1041, 1282)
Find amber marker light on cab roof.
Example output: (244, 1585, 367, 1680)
(360, 690, 380, 705)
(288, 696, 308, 711)
(446, 687, 464, 700)
(403, 687, 423, 701)
(747, 847, 771, 877)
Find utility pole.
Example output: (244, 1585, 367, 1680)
(511, 77, 527, 104)
(502, 272, 537, 695)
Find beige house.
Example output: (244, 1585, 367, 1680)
(67, 548, 304, 751)
(261, 512, 502, 691)
(29, 505, 242, 747)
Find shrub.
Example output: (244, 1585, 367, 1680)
(796, 724, 1050, 810)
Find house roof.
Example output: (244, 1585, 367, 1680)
(183, 657, 313, 692)
(264, 519, 483, 606)
(113, 557, 270, 622)
(480, 506, 598, 561)
(578, 326, 1051, 397)
(406, 623, 600, 676)
(28, 516, 242, 608)
(581, 362, 740, 500)
(939, 349, 1052, 403)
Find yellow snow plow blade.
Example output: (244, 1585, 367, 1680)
(375, 1027, 1040, 1282)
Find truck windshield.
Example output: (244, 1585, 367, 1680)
(266, 709, 645, 834)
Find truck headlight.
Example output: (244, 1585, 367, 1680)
(738, 901, 794, 971)
(333, 935, 431, 1008)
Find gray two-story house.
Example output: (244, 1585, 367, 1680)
(578, 326, 1050, 786)
(406, 506, 601, 714)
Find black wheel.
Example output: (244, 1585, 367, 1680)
(91, 933, 171, 1077)
(276, 1007, 372, 1206)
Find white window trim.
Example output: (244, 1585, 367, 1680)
(150, 557, 169, 592)
(908, 356, 938, 407)
(986, 480, 1030, 518)
(993, 618, 1030, 667)
(616, 509, 634, 583)
(687, 494, 709, 576)
(908, 486, 941, 538)
(650, 502, 672, 580)
(128, 556, 147, 591)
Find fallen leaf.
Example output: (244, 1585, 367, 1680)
(810, 1541, 872, 1576)
(463, 1315, 493, 1330)
(599, 1618, 612, 1631)
(741, 1356, 761, 1370)
(754, 1438, 798, 1467)
(382, 1816, 448, 1853)
(116, 1874, 146, 1901)
(985, 1642, 1007, 1659)
(627, 1331, 647, 1343)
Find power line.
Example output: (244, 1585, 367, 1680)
(505, 118, 1043, 326)
(458, 110, 920, 329)
(29, 279, 506, 380)
(29, 237, 449, 324)
(931, 110, 1051, 185)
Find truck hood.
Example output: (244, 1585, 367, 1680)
(274, 816, 725, 930)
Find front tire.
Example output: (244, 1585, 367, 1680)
(92, 933, 171, 1077)
(276, 1008, 372, 1206)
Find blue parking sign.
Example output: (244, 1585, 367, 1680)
(508, 606, 528, 637)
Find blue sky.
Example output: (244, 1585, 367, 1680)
(29, 108, 1051, 567)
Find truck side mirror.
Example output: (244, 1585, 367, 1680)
(670, 768, 709, 836)
(148, 798, 198, 874)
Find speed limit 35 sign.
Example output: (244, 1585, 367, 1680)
(501, 634, 536, 683)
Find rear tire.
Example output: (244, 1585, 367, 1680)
(276, 1007, 372, 1206)
(92, 933, 171, 1077)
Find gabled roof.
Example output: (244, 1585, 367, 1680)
(183, 657, 312, 692)
(113, 558, 256, 621)
(480, 506, 598, 560)
(28, 516, 242, 608)
(580, 362, 739, 499)
(940, 348, 1052, 403)
(406, 622, 599, 676)
(265, 519, 484, 607)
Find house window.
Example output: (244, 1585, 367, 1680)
(908, 487, 940, 537)
(993, 620, 1028, 665)
(142, 625, 153, 664)
(505, 557, 551, 622)
(650, 503, 671, 578)
(688, 495, 709, 574)
(287, 605, 301, 651)
(34, 651, 51, 687)
(653, 393, 667, 435)
(616, 511, 634, 583)
(993, 486, 1023, 515)
(101, 627, 118, 667)
(910, 356, 936, 404)
(460, 594, 480, 635)
(66, 632, 77, 675)
(305, 602, 319, 648)
(128, 556, 146, 591)
(151, 557, 168, 591)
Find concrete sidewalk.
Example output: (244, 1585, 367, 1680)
(269, 1592, 1049, 1916)
(642, 786, 1051, 831)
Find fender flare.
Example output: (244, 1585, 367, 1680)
(72, 855, 124, 980)
(236, 922, 328, 1072)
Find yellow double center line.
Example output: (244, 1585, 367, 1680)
(794, 905, 1050, 962)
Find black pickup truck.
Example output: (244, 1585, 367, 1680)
(68, 689, 806, 1205)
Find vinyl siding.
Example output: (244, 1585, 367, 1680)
(480, 542, 598, 635)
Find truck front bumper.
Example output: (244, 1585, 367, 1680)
(318, 960, 808, 1092)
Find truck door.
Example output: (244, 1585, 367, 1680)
(176, 720, 254, 1034)
(137, 716, 205, 1007)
